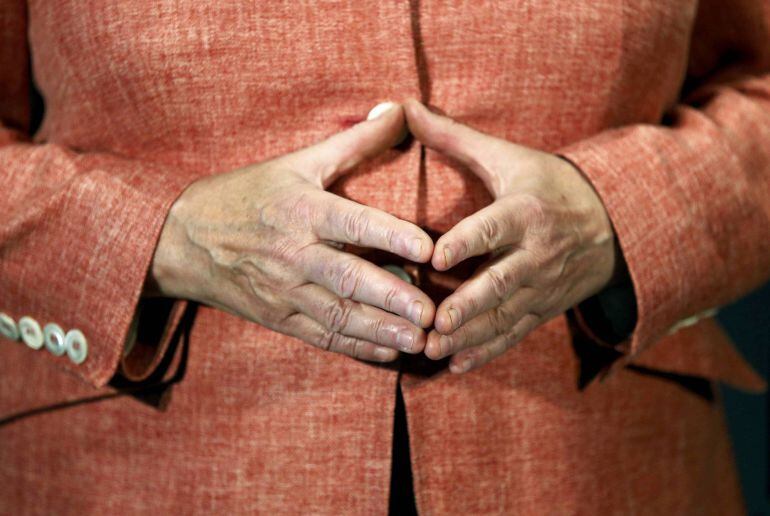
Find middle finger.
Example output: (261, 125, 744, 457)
(299, 243, 436, 328)
(291, 283, 426, 353)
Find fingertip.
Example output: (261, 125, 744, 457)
(414, 329, 428, 354)
(424, 331, 442, 360)
(408, 234, 434, 263)
(442, 246, 454, 269)
(402, 98, 424, 113)
(435, 244, 455, 270)
(418, 300, 437, 329)
(434, 307, 456, 334)
(430, 252, 446, 271)
(403, 328, 427, 355)
(421, 236, 435, 263)
(431, 234, 457, 270)
(449, 353, 474, 374)
(403, 99, 431, 137)
(448, 360, 465, 374)
(373, 346, 400, 362)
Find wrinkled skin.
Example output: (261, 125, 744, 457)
(402, 99, 618, 373)
(149, 100, 618, 372)
(149, 104, 436, 363)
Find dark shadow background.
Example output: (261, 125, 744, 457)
(719, 282, 770, 516)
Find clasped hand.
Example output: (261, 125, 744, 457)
(150, 100, 618, 373)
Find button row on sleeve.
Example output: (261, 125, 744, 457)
(0, 313, 88, 365)
(666, 308, 719, 336)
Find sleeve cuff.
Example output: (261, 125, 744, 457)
(0, 144, 198, 387)
(119, 298, 189, 382)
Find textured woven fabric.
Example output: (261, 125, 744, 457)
(1, 0, 769, 513)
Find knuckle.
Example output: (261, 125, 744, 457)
(291, 191, 315, 217)
(478, 215, 500, 248)
(518, 248, 543, 277)
(505, 314, 538, 346)
(349, 339, 367, 360)
(341, 207, 369, 245)
(370, 316, 387, 345)
(281, 191, 316, 228)
(382, 284, 399, 313)
(529, 295, 550, 317)
(453, 325, 472, 350)
(324, 330, 350, 354)
(335, 259, 363, 298)
(315, 329, 335, 351)
(463, 295, 479, 318)
(477, 345, 495, 366)
(262, 301, 290, 325)
(526, 312, 543, 329)
(320, 198, 339, 231)
(272, 237, 306, 265)
(255, 201, 280, 230)
(541, 264, 563, 285)
(517, 194, 548, 230)
(487, 308, 512, 335)
(485, 266, 510, 303)
(384, 225, 397, 253)
(324, 298, 353, 333)
(503, 325, 520, 345)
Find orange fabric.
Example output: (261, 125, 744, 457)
(1, 0, 769, 513)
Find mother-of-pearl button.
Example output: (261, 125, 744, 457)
(18, 316, 44, 350)
(0, 312, 19, 341)
(366, 101, 398, 121)
(667, 308, 719, 335)
(44, 323, 67, 356)
(64, 329, 88, 365)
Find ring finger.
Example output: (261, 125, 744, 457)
(280, 312, 400, 363)
(291, 283, 426, 354)
(450, 313, 543, 373)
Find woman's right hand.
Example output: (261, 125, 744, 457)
(147, 103, 435, 363)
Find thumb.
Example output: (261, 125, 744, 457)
(295, 101, 408, 188)
(403, 99, 501, 191)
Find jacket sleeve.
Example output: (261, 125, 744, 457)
(0, 1, 195, 387)
(556, 0, 770, 365)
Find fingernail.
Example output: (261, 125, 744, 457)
(397, 330, 414, 352)
(408, 300, 424, 326)
(374, 347, 398, 361)
(409, 238, 423, 260)
(443, 246, 453, 268)
(366, 101, 397, 121)
(447, 307, 460, 330)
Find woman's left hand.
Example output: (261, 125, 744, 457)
(403, 100, 620, 373)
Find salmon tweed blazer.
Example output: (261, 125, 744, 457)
(1, 0, 769, 514)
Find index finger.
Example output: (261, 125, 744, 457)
(431, 201, 524, 271)
(300, 244, 436, 328)
(314, 192, 434, 263)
